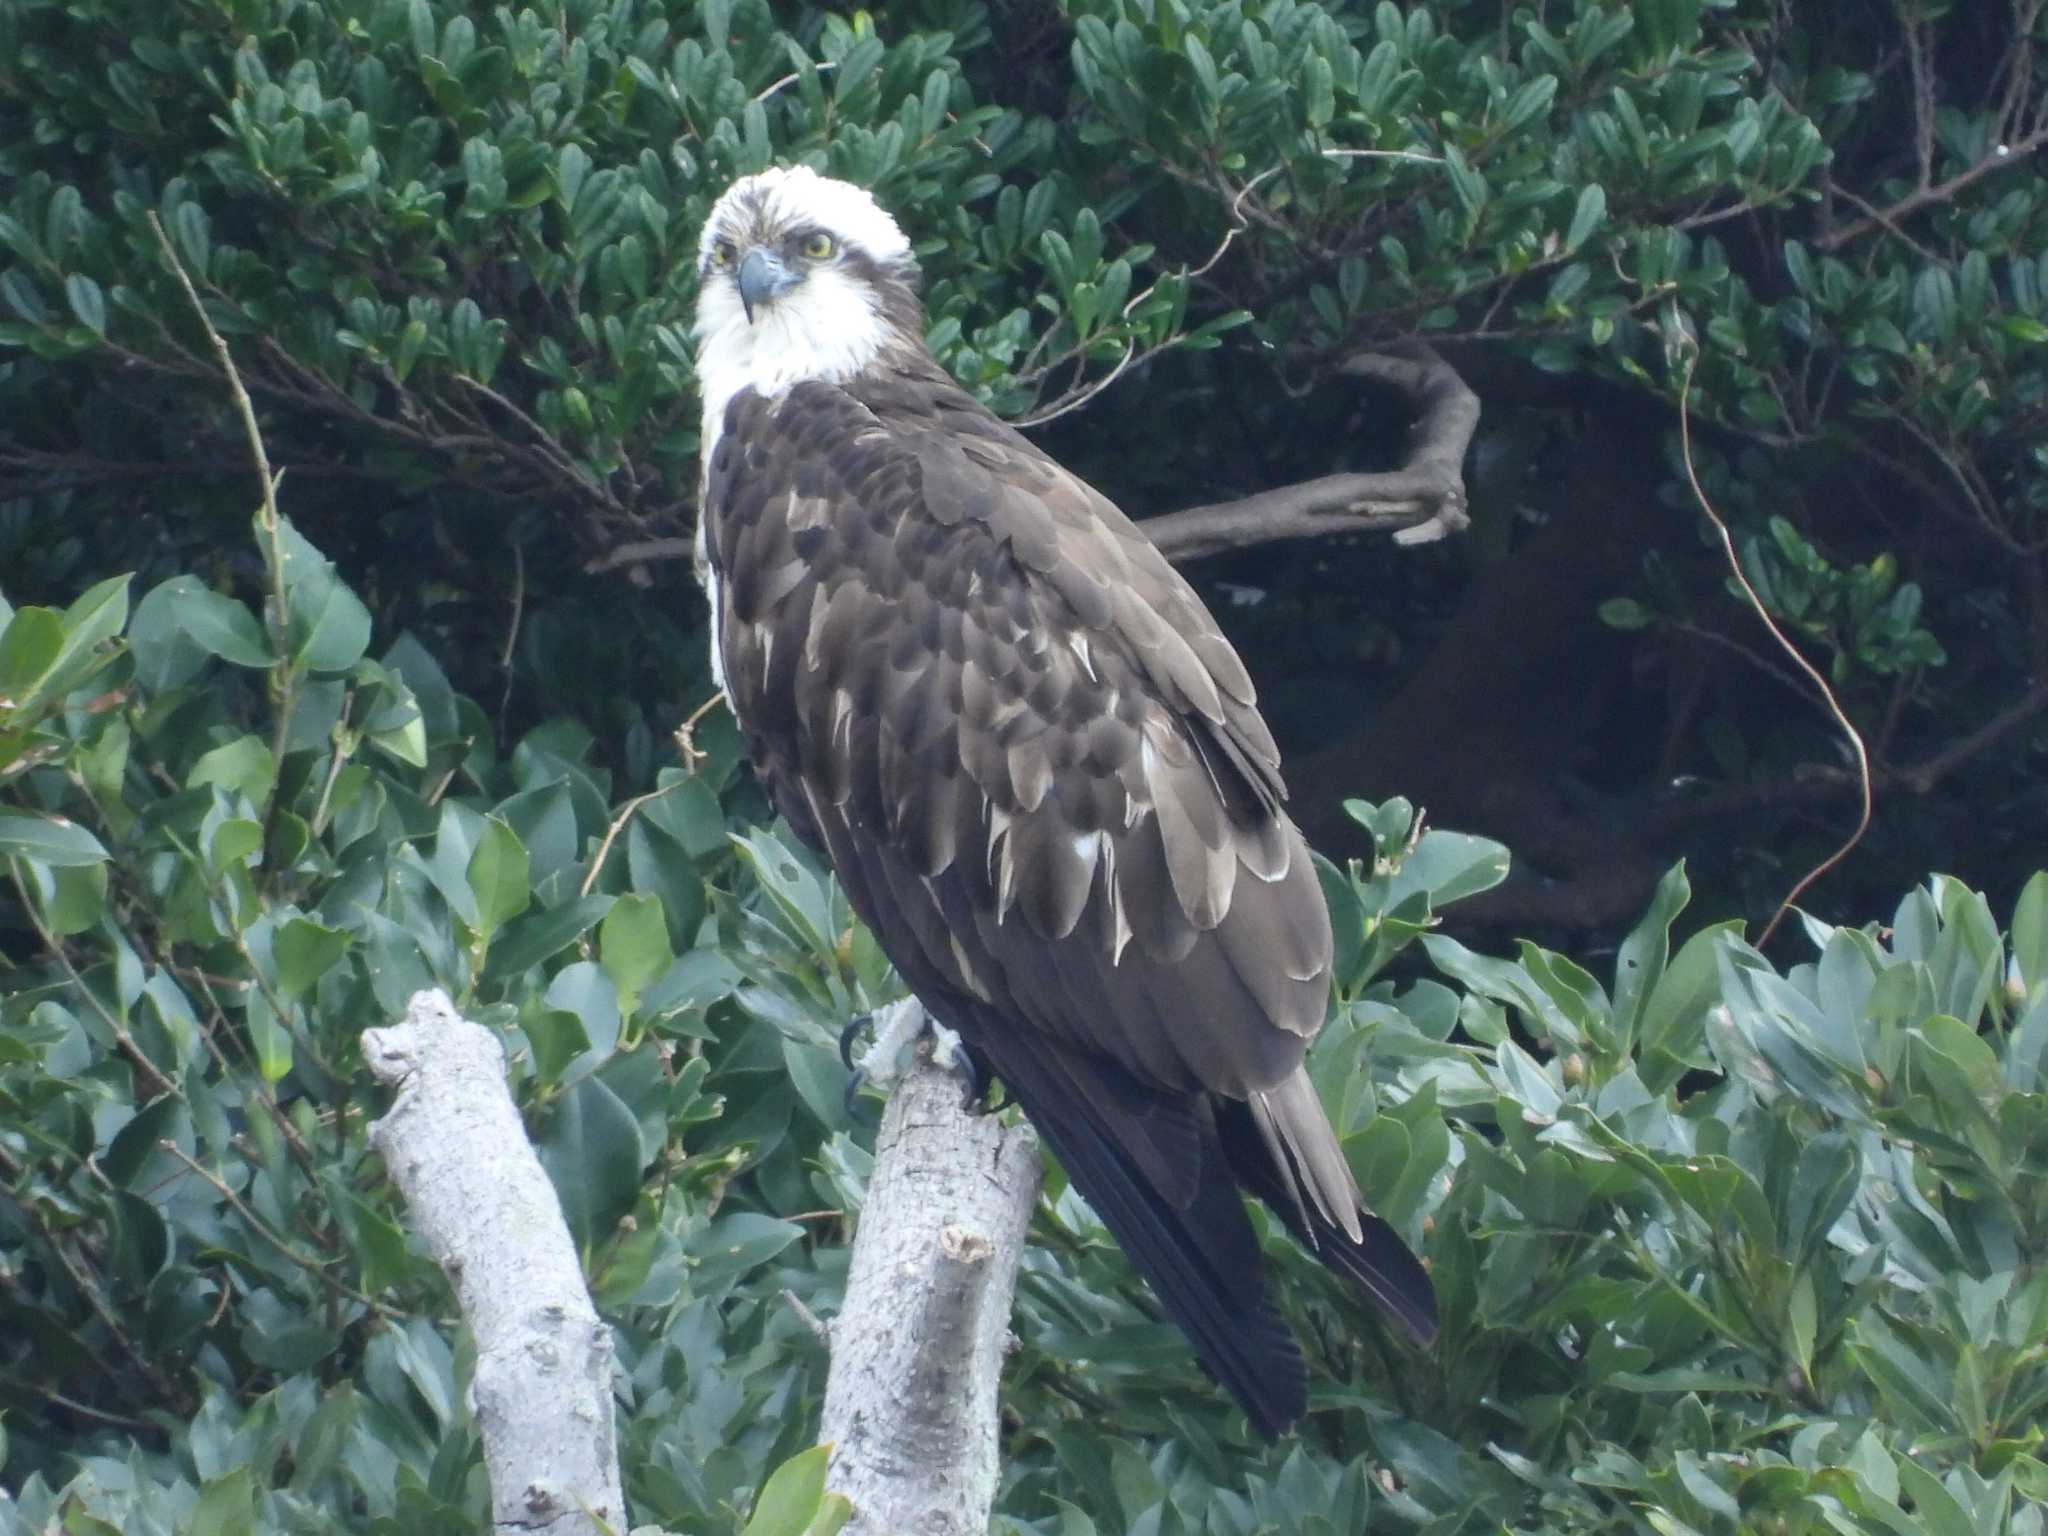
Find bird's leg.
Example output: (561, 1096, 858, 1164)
(857, 996, 953, 1083)
(842, 996, 977, 1114)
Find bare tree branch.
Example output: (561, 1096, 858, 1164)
(1645, 682, 2048, 838)
(821, 1006, 1041, 1536)
(1140, 347, 1477, 561)
(1818, 125, 2048, 249)
(586, 346, 1479, 576)
(364, 990, 627, 1536)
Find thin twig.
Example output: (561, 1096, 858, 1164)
(1818, 126, 2048, 249)
(7, 866, 180, 1100)
(578, 780, 683, 900)
(147, 212, 300, 871)
(754, 58, 836, 104)
(674, 690, 727, 775)
(5, 1201, 185, 1403)
(145, 214, 278, 533)
(1676, 349, 1872, 945)
(1016, 148, 1443, 428)
(22, 1387, 155, 1431)
(499, 538, 525, 724)
(157, 1141, 393, 1316)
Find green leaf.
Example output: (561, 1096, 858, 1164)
(274, 915, 350, 999)
(1599, 595, 1652, 629)
(1388, 829, 1511, 909)
(1303, 54, 1335, 128)
(688, 1210, 805, 1294)
(129, 574, 272, 686)
(599, 890, 671, 1016)
(51, 572, 131, 676)
(1892, 1459, 1982, 1536)
(537, 1074, 644, 1247)
(278, 519, 374, 673)
(466, 814, 531, 938)
(1636, 920, 1744, 1091)
(1612, 862, 1690, 1052)
(544, 958, 621, 1065)
(1633, 0, 1701, 56)
(0, 605, 63, 700)
(341, 1192, 412, 1294)
(730, 826, 838, 962)
(742, 1443, 851, 1536)
(186, 733, 276, 807)
(64, 272, 106, 336)
(0, 809, 108, 866)
(486, 893, 614, 980)
(33, 859, 108, 936)
(521, 1003, 593, 1085)
(183, 1467, 255, 1536)
(2012, 870, 2047, 996)
(244, 986, 294, 1082)
(1565, 183, 1606, 253)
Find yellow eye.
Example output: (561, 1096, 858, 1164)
(801, 232, 835, 260)
(709, 240, 735, 268)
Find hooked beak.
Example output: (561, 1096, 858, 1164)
(737, 248, 797, 322)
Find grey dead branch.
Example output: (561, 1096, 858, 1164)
(364, 989, 625, 1536)
(366, 989, 1040, 1536)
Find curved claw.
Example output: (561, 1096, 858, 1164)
(838, 1012, 874, 1073)
(956, 1049, 1012, 1116)
(842, 1065, 874, 1121)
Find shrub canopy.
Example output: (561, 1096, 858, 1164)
(2, 1, 2047, 1532)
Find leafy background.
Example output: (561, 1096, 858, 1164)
(2, 0, 2046, 1532)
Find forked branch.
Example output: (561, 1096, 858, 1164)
(1140, 346, 1478, 562)
(587, 344, 1479, 577)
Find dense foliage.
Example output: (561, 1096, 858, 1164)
(3, 525, 2045, 1532)
(2, 0, 2044, 921)
(3, 0, 2047, 1532)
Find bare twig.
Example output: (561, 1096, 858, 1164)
(7, 866, 179, 1100)
(1818, 126, 2048, 249)
(577, 779, 682, 900)
(1675, 349, 1872, 945)
(584, 536, 693, 574)
(673, 690, 727, 775)
(146, 213, 311, 889)
(155, 1142, 390, 1316)
(1015, 148, 1444, 429)
(500, 538, 525, 724)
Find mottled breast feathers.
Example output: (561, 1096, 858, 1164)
(702, 367, 1334, 1100)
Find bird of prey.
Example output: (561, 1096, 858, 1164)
(693, 165, 1436, 1435)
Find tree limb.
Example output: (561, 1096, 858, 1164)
(363, 989, 627, 1536)
(821, 1009, 1042, 1536)
(1818, 125, 2048, 250)
(1141, 346, 1476, 560)
(585, 346, 1478, 575)
(1645, 681, 2048, 837)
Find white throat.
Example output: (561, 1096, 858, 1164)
(694, 268, 892, 485)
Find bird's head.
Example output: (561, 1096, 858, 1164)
(694, 166, 921, 404)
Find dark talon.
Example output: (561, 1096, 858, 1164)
(957, 1048, 1011, 1115)
(842, 1065, 873, 1120)
(838, 1013, 874, 1073)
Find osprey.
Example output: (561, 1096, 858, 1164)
(693, 166, 1436, 1435)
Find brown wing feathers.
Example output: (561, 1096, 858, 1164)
(706, 373, 1436, 1432)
